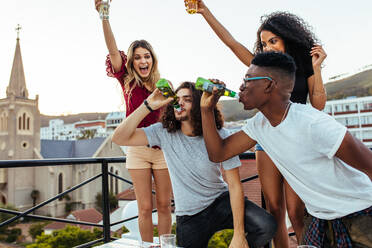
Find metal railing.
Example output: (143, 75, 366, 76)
(0, 153, 278, 247)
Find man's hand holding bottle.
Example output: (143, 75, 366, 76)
(200, 79, 226, 111)
(145, 88, 174, 112)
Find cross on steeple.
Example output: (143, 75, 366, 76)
(15, 24, 22, 40)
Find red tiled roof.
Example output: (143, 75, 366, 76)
(116, 187, 137, 201)
(45, 208, 102, 231)
(72, 208, 102, 224)
(44, 221, 66, 230)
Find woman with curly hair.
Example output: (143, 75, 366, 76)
(186, 1, 327, 246)
(95, 0, 172, 242)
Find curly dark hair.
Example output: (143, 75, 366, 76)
(254, 11, 319, 70)
(160, 81, 224, 136)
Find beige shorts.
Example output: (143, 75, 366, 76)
(126, 146, 167, 170)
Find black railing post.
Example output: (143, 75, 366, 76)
(101, 161, 111, 243)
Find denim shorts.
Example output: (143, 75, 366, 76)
(255, 143, 264, 152)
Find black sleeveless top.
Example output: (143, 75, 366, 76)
(290, 57, 314, 104)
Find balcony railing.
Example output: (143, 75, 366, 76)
(0, 153, 280, 248)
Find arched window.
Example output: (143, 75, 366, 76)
(0, 193, 6, 205)
(3, 114, 7, 131)
(110, 167, 114, 194)
(17, 112, 32, 132)
(58, 173, 63, 201)
(18, 117, 22, 130)
(115, 170, 119, 195)
(0, 117, 3, 131)
(22, 113, 26, 129)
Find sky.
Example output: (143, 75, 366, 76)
(1, 0, 371, 116)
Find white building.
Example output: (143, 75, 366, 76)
(105, 111, 125, 134)
(74, 120, 107, 138)
(40, 111, 125, 140)
(41, 119, 78, 140)
(324, 95, 372, 148)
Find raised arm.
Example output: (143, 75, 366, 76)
(95, 0, 122, 72)
(200, 83, 256, 162)
(307, 45, 327, 110)
(224, 168, 249, 248)
(189, 0, 254, 67)
(335, 131, 372, 180)
(112, 89, 173, 146)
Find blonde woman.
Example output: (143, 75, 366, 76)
(95, 0, 172, 242)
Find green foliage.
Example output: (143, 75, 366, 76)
(95, 193, 118, 213)
(153, 222, 177, 237)
(93, 227, 103, 239)
(0, 204, 19, 230)
(29, 222, 48, 240)
(0, 204, 23, 243)
(77, 129, 98, 140)
(65, 202, 73, 214)
(26, 225, 98, 248)
(5, 228, 22, 243)
(122, 225, 129, 234)
(208, 229, 234, 248)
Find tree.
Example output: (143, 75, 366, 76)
(26, 225, 100, 248)
(95, 193, 118, 213)
(77, 129, 97, 140)
(29, 222, 47, 241)
(0, 204, 22, 242)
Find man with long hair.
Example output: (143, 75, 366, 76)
(201, 51, 372, 247)
(112, 81, 277, 248)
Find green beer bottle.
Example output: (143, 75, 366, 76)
(156, 79, 182, 111)
(195, 77, 239, 99)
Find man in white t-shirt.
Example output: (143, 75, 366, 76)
(200, 51, 372, 247)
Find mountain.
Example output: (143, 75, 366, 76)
(41, 113, 108, 127)
(325, 68, 372, 100)
(218, 100, 257, 121)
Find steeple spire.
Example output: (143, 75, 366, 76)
(6, 24, 29, 99)
(16, 24, 22, 40)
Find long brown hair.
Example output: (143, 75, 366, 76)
(124, 40, 160, 98)
(161, 82, 224, 136)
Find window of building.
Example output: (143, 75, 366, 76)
(335, 117, 347, 126)
(115, 170, 119, 195)
(345, 117, 359, 126)
(324, 105, 332, 114)
(361, 116, 372, 125)
(58, 173, 63, 201)
(110, 167, 114, 194)
(363, 131, 372, 139)
(17, 112, 32, 131)
(362, 101, 372, 111)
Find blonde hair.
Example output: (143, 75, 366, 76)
(124, 40, 160, 99)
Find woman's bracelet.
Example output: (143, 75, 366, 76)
(143, 99, 154, 112)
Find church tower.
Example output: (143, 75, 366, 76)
(0, 25, 41, 208)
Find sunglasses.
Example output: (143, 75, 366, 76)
(243, 76, 273, 83)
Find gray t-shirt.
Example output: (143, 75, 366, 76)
(144, 123, 241, 216)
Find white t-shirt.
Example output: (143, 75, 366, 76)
(242, 103, 372, 220)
